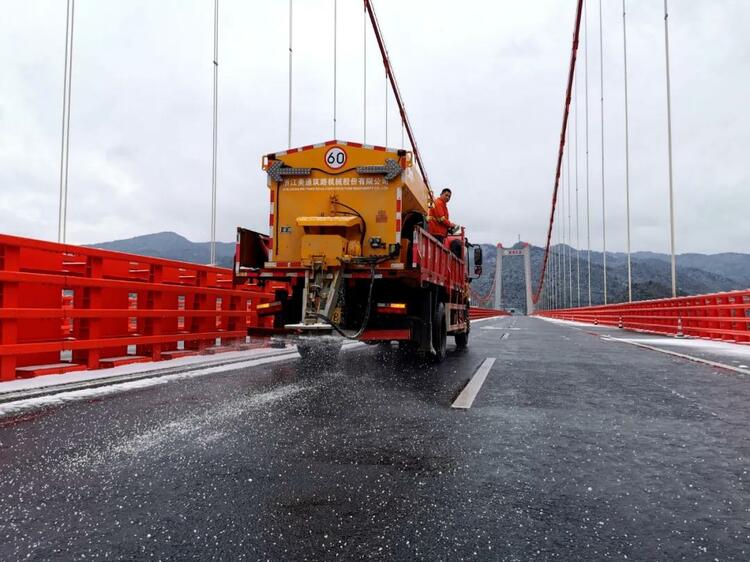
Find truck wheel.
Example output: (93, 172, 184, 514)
(432, 301, 447, 362)
(454, 329, 469, 349)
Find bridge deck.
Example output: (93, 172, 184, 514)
(0, 316, 748, 559)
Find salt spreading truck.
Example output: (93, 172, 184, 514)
(234, 140, 482, 362)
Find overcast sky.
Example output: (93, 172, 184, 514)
(1, 1, 748, 253)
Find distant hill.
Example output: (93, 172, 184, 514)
(90, 233, 750, 314)
(89, 232, 236, 268)
(470, 244, 750, 314)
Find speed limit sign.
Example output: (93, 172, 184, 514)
(324, 146, 347, 169)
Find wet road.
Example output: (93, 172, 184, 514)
(1, 316, 748, 560)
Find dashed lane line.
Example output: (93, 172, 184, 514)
(451, 357, 497, 410)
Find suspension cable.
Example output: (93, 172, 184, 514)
(333, 0, 337, 138)
(384, 71, 388, 145)
(623, 0, 632, 302)
(664, 0, 677, 297)
(564, 158, 569, 307)
(567, 126, 573, 307)
(560, 175, 566, 308)
(363, 5, 367, 143)
(585, 0, 592, 306)
(599, 0, 607, 305)
(210, 0, 219, 265)
(287, 0, 293, 148)
(58, 0, 75, 244)
(573, 72, 581, 306)
(532, 0, 584, 304)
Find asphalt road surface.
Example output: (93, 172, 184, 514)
(0, 316, 748, 560)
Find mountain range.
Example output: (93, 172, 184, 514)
(90, 232, 750, 313)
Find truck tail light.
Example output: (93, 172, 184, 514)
(256, 301, 283, 316)
(376, 303, 407, 315)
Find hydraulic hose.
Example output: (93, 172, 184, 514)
(314, 264, 376, 340)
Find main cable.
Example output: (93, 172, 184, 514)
(532, 0, 584, 304)
(364, 0, 432, 194)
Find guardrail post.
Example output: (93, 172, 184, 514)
(73, 256, 103, 369)
(0, 242, 20, 380)
(224, 294, 242, 346)
(138, 264, 163, 361)
(720, 294, 732, 342)
(742, 294, 750, 344)
(186, 270, 215, 352)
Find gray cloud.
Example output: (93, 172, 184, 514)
(1, 0, 748, 254)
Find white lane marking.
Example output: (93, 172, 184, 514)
(602, 336, 750, 377)
(451, 358, 496, 410)
(481, 326, 506, 330)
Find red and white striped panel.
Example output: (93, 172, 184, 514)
(267, 139, 402, 158)
(395, 186, 403, 244)
(268, 188, 275, 260)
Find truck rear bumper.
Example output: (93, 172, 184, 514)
(359, 329, 411, 341)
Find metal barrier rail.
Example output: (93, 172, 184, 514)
(536, 290, 750, 343)
(0, 234, 278, 380)
(469, 307, 510, 320)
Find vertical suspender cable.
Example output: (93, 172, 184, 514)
(557, 202, 565, 308)
(210, 0, 219, 265)
(333, 0, 337, 138)
(58, 0, 74, 244)
(573, 72, 581, 306)
(564, 164, 569, 309)
(584, 0, 592, 306)
(551, 222, 556, 309)
(559, 162, 568, 308)
(385, 73, 389, 145)
(623, 0, 632, 301)
(363, 6, 367, 143)
(560, 209, 564, 308)
(288, 0, 293, 148)
(664, 0, 677, 297)
(567, 127, 573, 306)
(598, 0, 607, 305)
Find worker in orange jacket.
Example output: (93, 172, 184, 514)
(427, 188, 456, 240)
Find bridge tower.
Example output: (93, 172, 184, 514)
(493, 243, 534, 315)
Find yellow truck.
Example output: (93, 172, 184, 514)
(234, 140, 482, 362)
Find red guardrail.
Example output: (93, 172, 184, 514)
(0, 234, 281, 381)
(536, 290, 750, 343)
(469, 307, 510, 320)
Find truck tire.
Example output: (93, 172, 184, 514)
(432, 301, 447, 362)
